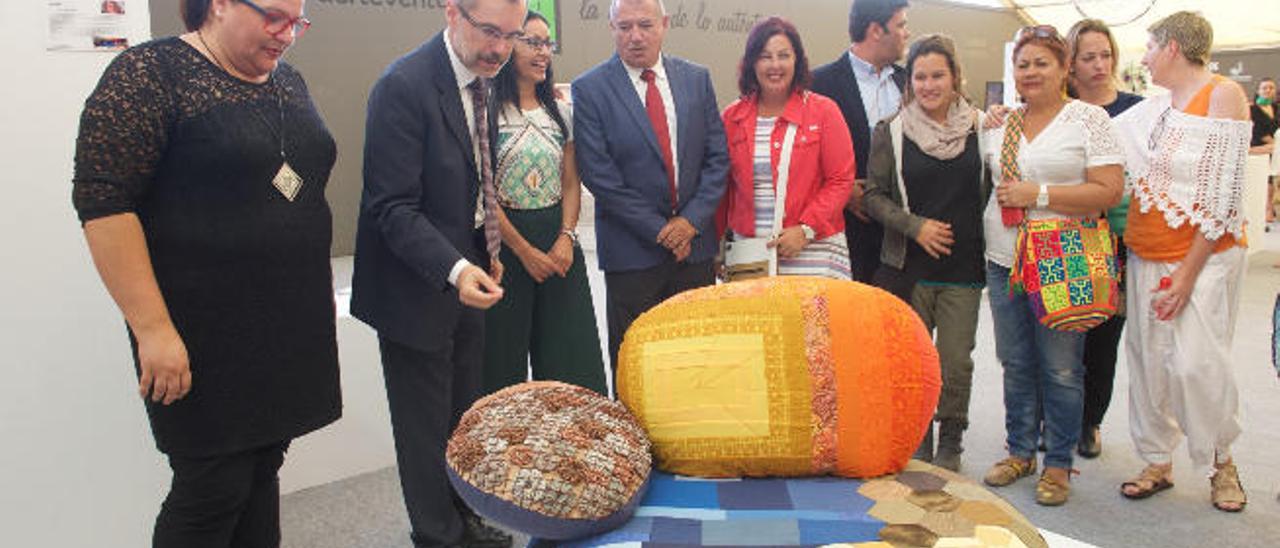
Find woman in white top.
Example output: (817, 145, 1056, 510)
(482, 11, 606, 395)
(979, 25, 1124, 506)
(1113, 11, 1252, 513)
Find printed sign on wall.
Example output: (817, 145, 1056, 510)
(47, 0, 145, 51)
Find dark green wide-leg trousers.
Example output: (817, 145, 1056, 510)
(483, 204, 607, 395)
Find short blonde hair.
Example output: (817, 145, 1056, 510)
(1148, 11, 1212, 66)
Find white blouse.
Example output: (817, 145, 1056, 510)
(981, 100, 1125, 268)
(1115, 94, 1252, 242)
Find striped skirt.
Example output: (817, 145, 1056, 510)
(741, 173, 851, 280)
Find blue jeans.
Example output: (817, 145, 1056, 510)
(986, 261, 1085, 470)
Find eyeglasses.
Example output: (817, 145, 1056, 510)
(517, 36, 556, 51)
(457, 4, 524, 44)
(237, 0, 311, 38)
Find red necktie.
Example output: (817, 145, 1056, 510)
(641, 69, 677, 212)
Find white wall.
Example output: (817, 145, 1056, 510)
(0, 3, 397, 547)
(0, 3, 168, 547)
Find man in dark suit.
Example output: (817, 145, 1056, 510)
(350, 0, 525, 546)
(811, 0, 910, 283)
(573, 0, 729, 380)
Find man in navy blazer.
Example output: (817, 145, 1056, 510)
(811, 0, 910, 283)
(350, 1, 524, 546)
(573, 0, 729, 378)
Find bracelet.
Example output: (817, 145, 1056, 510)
(560, 228, 578, 244)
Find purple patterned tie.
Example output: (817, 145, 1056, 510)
(468, 77, 501, 264)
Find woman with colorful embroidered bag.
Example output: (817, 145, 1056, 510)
(1113, 11, 1252, 513)
(978, 25, 1124, 506)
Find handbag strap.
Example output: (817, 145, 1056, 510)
(770, 118, 799, 276)
(975, 111, 988, 195)
(1001, 107, 1030, 287)
(890, 116, 908, 213)
(1002, 109, 1029, 293)
(1000, 107, 1026, 182)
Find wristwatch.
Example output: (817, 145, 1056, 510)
(799, 224, 816, 242)
(1036, 184, 1050, 209)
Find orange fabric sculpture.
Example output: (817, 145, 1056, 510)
(616, 277, 941, 478)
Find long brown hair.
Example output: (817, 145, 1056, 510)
(490, 10, 569, 138)
(902, 34, 964, 106)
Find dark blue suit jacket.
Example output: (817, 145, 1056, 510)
(572, 54, 729, 273)
(350, 33, 483, 349)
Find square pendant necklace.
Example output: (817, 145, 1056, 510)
(199, 31, 304, 201)
(263, 92, 304, 202)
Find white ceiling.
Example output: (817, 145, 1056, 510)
(946, 0, 1280, 52)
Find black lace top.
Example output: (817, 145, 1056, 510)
(73, 37, 341, 457)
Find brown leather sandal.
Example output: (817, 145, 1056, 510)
(1121, 464, 1174, 500)
(1211, 463, 1247, 512)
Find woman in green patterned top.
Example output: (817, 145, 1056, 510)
(482, 10, 607, 395)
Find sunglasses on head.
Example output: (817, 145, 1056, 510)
(1021, 25, 1063, 42)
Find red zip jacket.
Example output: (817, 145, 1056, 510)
(716, 90, 855, 239)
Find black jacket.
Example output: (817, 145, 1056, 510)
(810, 52, 907, 179)
(351, 32, 487, 349)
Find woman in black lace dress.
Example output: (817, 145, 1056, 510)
(72, 1, 339, 546)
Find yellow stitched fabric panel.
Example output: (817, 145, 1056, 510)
(619, 280, 815, 477)
(640, 333, 769, 440)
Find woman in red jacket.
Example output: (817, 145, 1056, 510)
(718, 16, 855, 280)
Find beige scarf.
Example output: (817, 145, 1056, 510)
(899, 98, 976, 160)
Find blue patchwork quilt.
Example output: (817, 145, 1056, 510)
(531, 463, 1047, 547)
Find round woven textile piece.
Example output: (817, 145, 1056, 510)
(446, 381, 652, 539)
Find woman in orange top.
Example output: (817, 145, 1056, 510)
(1114, 11, 1252, 513)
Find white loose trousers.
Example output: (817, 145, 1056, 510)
(1125, 246, 1246, 477)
